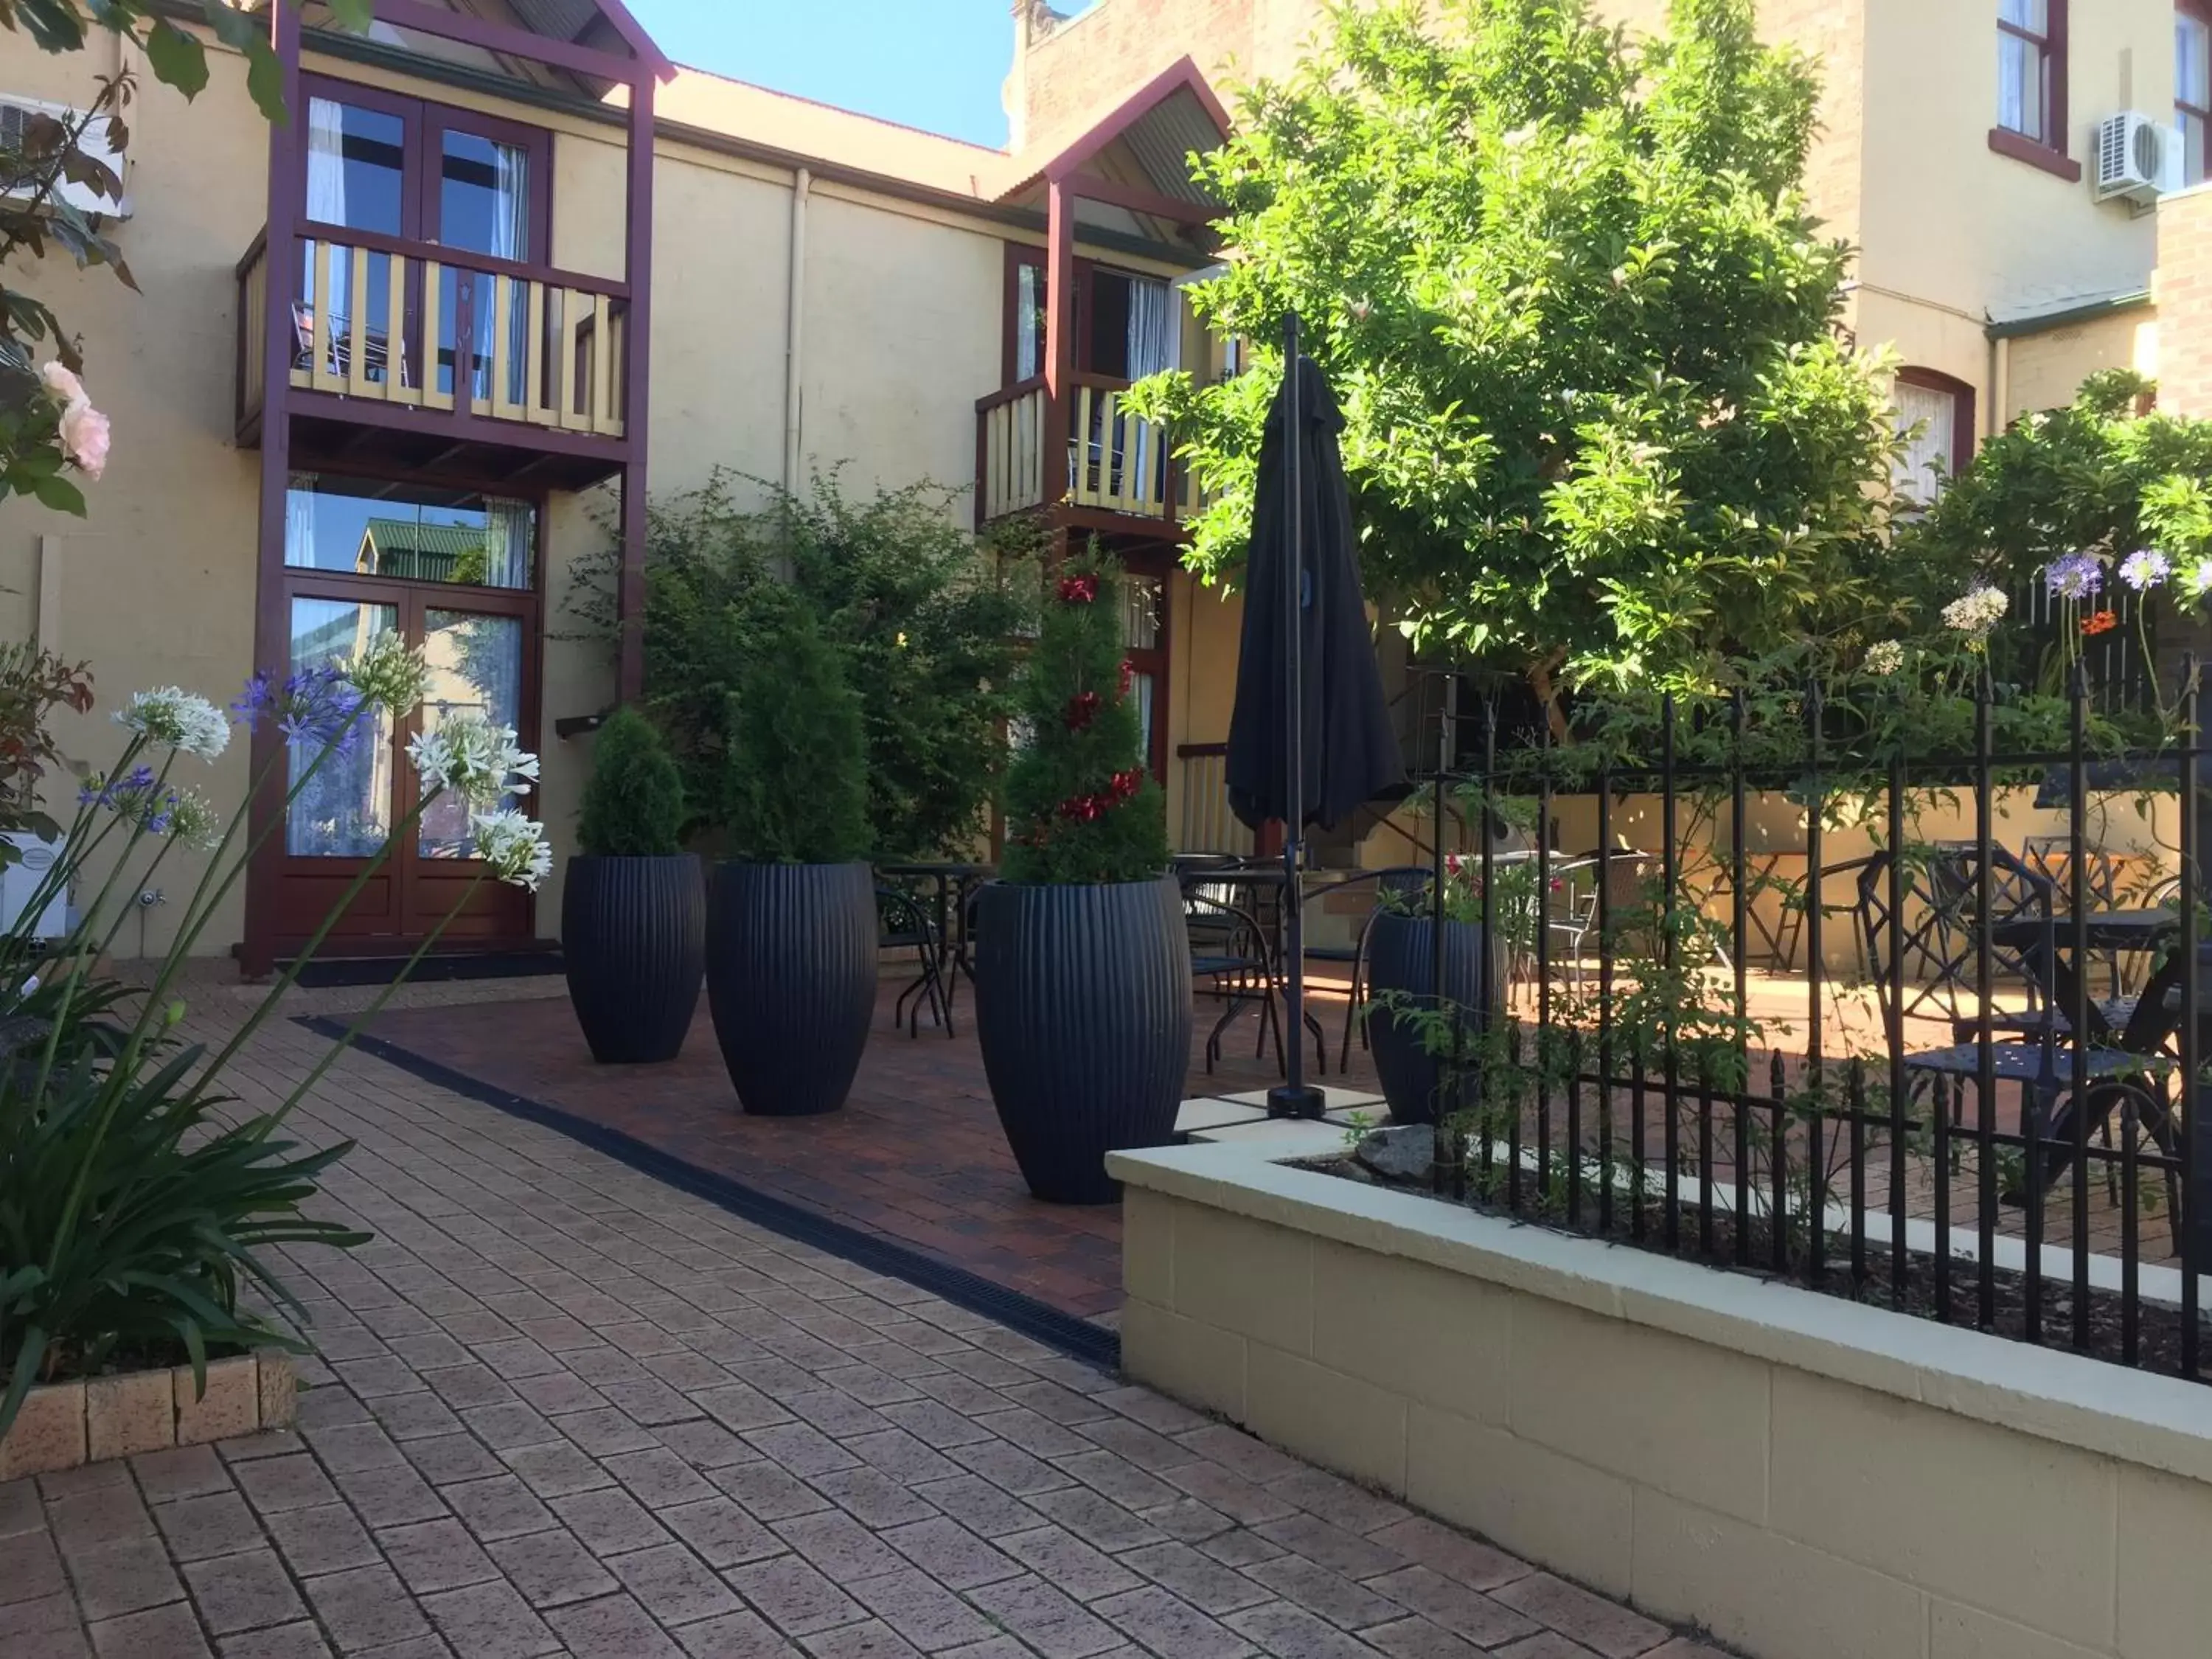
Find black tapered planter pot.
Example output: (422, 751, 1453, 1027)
(562, 854, 706, 1064)
(706, 860, 876, 1116)
(1366, 911, 1500, 1126)
(973, 874, 1192, 1204)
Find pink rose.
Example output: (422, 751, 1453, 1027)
(60, 400, 108, 480)
(38, 361, 84, 407)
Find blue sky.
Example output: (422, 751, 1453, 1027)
(624, 1, 1096, 149)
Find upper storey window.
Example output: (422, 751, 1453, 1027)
(2181, 2, 2211, 187)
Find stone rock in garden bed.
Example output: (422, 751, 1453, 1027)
(1354, 1123, 1436, 1183)
(0, 1349, 297, 1479)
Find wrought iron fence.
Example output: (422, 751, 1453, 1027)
(1397, 664, 2208, 1382)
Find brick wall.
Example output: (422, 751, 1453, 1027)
(2156, 185, 2212, 417)
(1013, 0, 1295, 150)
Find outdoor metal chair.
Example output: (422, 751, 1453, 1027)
(1307, 865, 1432, 1068)
(876, 886, 950, 1040)
(1545, 849, 1665, 990)
(1851, 855, 2180, 1244)
(1849, 843, 2074, 1040)
(1181, 873, 1314, 1075)
(2020, 833, 2125, 996)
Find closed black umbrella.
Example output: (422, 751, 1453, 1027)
(1226, 316, 1405, 1119)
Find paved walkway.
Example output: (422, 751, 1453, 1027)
(2, 974, 1720, 1659)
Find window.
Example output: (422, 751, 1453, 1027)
(2183, 3, 2211, 187)
(1890, 370, 1975, 509)
(285, 474, 538, 591)
(1998, 1, 2053, 143)
(1992, 1, 2077, 178)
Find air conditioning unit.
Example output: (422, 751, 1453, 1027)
(0, 94, 130, 220)
(0, 832, 67, 942)
(2095, 112, 2184, 205)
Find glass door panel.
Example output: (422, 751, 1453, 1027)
(285, 598, 397, 858)
(417, 610, 524, 860)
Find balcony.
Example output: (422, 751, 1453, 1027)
(237, 226, 630, 490)
(975, 372, 1197, 532)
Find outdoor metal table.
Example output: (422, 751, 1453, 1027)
(877, 861, 996, 1033)
(1987, 908, 2183, 1189)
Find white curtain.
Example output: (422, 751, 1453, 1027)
(1891, 380, 1957, 511)
(305, 100, 349, 372)
(284, 474, 318, 571)
(475, 141, 530, 402)
(1124, 276, 1180, 501)
(484, 498, 534, 590)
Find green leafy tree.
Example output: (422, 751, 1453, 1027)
(1131, 0, 1910, 723)
(0, 3, 373, 514)
(720, 591, 871, 864)
(1001, 549, 1169, 885)
(576, 704, 684, 857)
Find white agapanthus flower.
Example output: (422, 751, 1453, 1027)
(1863, 640, 1905, 677)
(348, 633, 430, 714)
(470, 809, 552, 891)
(115, 687, 230, 761)
(2190, 559, 2212, 599)
(408, 718, 539, 807)
(1941, 585, 2009, 638)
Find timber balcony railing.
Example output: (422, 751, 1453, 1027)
(237, 226, 629, 444)
(975, 372, 1200, 527)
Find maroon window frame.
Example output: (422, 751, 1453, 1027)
(298, 74, 554, 261)
(2182, 1, 2212, 188)
(1990, 1, 2079, 181)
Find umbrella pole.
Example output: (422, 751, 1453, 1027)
(1269, 311, 1324, 1121)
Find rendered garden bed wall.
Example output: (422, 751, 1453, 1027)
(1109, 1141, 2212, 1659)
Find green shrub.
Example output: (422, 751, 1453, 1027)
(1000, 546, 1169, 885)
(721, 591, 871, 864)
(577, 704, 684, 857)
(561, 471, 1032, 857)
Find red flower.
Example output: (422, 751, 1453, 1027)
(1119, 658, 1134, 697)
(1057, 575, 1099, 605)
(2081, 610, 2119, 637)
(1108, 768, 1144, 802)
(1065, 690, 1101, 731)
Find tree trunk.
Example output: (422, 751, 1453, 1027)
(1528, 653, 1570, 744)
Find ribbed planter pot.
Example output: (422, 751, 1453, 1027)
(973, 875, 1192, 1205)
(1366, 911, 1500, 1127)
(706, 860, 877, 1117)
(563, 854, 706, 1064)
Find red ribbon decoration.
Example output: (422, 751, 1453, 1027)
(1057, 575, 1099, 605)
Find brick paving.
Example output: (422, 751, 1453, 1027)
(1, 972, 1722, 1658)
(352, 978, 1366, 1326)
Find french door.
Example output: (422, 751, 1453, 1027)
(274, 479, 541, 953)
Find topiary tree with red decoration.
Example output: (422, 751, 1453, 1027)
(1000, 546, 1169, 885)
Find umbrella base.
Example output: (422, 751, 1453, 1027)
(1267, 1085, 1327, 1121)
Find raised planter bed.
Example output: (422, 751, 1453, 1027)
(0, 1351, 297, 1479)
(1109, 1138, 2212, 1659)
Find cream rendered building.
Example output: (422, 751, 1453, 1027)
(0, 4, 1235, 967)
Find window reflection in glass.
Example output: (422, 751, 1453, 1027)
(285, 475, 534, 591)
(417, 611, 524, 860)
(1123, 574, 1163, 652)
(286, 599, 397, 858)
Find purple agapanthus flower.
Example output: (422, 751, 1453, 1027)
(230, 669, 276, 726)
(2118, 549, 2171, 592)
(235, 665, 371, 756)
(78, 763, 156, 810)
(2045, 553, 2103, 601)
